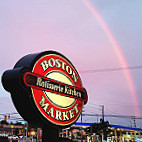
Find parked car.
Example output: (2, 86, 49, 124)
(19, 135, 24, 139)
(8, 134, 19, 140)
(0, 133, 8, 137)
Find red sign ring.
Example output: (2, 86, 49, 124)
(29, 53, 87, 126)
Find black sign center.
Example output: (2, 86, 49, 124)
(24, 72, 87, 100)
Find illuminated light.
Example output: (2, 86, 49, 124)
(127, 135, 131, 138)
(11, 125, 14, 129)
(21, 122, 25, 125)
(110, 132, 113, 135)
(81, 0, 140, 116)
(30, 131, 36, 136)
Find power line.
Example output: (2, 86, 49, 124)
(0, 113, 18, 117)
(82, 113, 142, 119)
(104, 108, 119, 115)
(88, 101, 142, 110)
(79, 65, 142, 73)
(0, 112, 18, 115)
(96, 103, 142, 108)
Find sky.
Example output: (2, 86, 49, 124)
(0, 0, 142, 128)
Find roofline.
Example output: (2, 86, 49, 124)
(110, 124, 142, 131)
(74, 122, 142, 131)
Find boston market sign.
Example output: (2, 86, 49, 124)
(2, 51, 88, 128)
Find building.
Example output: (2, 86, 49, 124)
(71, 123, 142, 142)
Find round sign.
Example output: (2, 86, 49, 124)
(2, 51, 88, 128)
(31, 53, 84, 126)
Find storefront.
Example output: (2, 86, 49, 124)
(109, 124, 142, 142)
(70, 123, 142, 142)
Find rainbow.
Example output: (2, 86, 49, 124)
(81, 0, 140, 116)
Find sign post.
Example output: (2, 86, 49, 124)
(2, 51, 88, 141)
(42, 126, 59, 142)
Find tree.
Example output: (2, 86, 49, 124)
(14, 121, 22, 125)
(15, 128, 19, 135)
(0, 120, 9, 125)
(85, 120, 111, 140)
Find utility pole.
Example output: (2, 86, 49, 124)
(81, 110, 82, 123)
(101, 105, 104, 142)
(100, 105, 104, 121)
(102, 105, 104, 121)
(133, 117, 136, 128)
(81, 107, 85, 123)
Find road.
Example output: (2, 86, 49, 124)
(15, 138, 38, 142)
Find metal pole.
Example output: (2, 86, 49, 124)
(102, 105, 104, 121)
(133, 117, 136, 128)
(101, 105, 104, 142)
(81, 110, 82, 123)
(37, 128, 41, 142)
(26, 122, 28, 140)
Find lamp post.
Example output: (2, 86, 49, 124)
(11, 125, 14, 135)
(25, 122, 28, 140)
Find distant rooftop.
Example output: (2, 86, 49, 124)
(74, 122, 142, 131)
